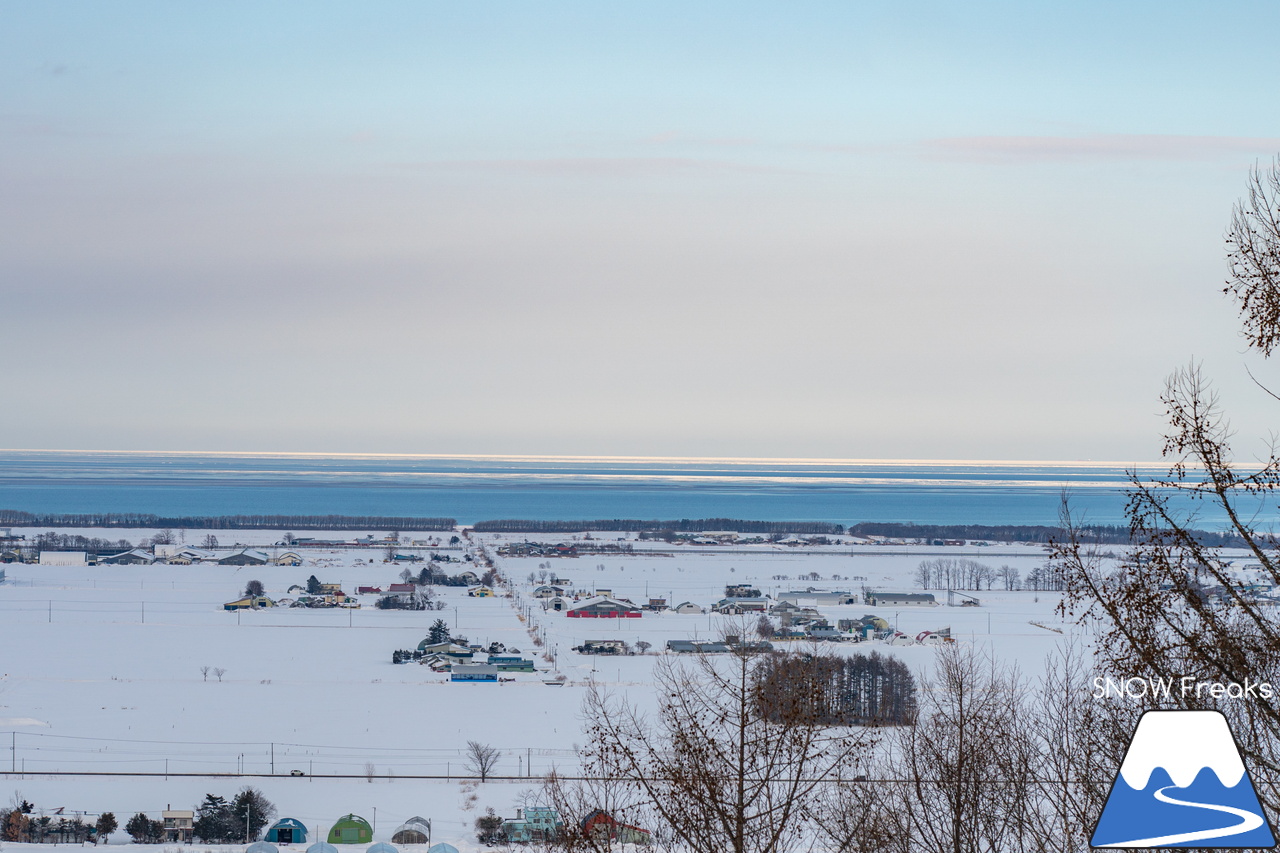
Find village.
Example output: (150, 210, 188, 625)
(1, 523, 1268, 850)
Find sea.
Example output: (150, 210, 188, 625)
(0, 450, 1257, 530)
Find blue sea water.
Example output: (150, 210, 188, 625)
(0, 450, 1266, 528)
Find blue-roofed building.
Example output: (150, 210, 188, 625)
(265, 819, 308, 844)
(451, 664, 498, 682)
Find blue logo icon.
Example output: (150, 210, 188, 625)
(1091, 710, 1276, 848)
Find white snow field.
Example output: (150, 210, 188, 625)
(0, 528, 1097, 851)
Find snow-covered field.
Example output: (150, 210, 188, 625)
(1, 528, 1093, 851)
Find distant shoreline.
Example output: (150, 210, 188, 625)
(0, 509, 1246, 548)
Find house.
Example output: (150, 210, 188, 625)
(162, 810, 194, 843)
(551, 577, 571, 586)
(806, 624, 844, 641)
(218, 549, 269, 566)
(417, 640, 474, 659)
(224, 595, 275, 611)
(573, 639, 629, 655)
(672, 601, 702, 614)
(468, 585, 495, 597)
(645, 598, 668, 611)
(489, 655, 535, 672)
(388, 582, 415, 593)
(327, 815, 373, 844)
(566, 597, 642, 618)
(865, 592, 937, 607)
(712, 597, 769, 614)
(594, 588, 613, 598)
(101, 548, 155, 565)
(265, 818, 308, 844)
(391, 817, 431, 845)
(725, 583, 762, 598)
(581, 810, 651, 845)
(451, 663, 499, 682)
(274, 551, 304, 566)
(356, 586, 383, 594)
(502, 807, 562, 844)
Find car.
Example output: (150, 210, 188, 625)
(289, 770, 305, 777)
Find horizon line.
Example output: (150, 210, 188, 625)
(0, 447, 1175, 468)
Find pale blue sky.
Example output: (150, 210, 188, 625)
(4, 2, 1280, 460)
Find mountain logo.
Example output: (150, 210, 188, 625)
(1091, 710, 1276, 848)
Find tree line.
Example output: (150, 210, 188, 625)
(473, 518, 845, 534)
(0, 510, 456, 531)
(848, 520, 1246, 547)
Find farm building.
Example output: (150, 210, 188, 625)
(219, 549, 270, 566)
(532, 585, 565, 599)
(457, 571, 481, 585)
(582, 810, 651, 845)
(426, 845, 458, 853)
(451, 663, 498, 682)
(573, 639, 628, 655)
(265, 818, 308, 844)
(366, 843, 398, 853)
(489, 655, 535, 672)
(778, 588, 859, 605)
(246, 842, 278, 853)
(565, 597, 642, 618)
(274, 551, 304, 566)
(672, 601, 702, 614)
(100, 548, 155, 565)
(39, 551, 87, 566)
(666, 640, 731, 654)
(305, 842, 338, 853)
(865, 592, 937, 607)
(224, 596, 275, 611)
(391, 817, 431, 845)
(467, 585, 495, 597)
(501, 807, 562, 844)
(167, 547, 215, 564)
(327, 815, 373, 844)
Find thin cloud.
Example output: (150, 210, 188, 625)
(923, 134, 1280, 163)
(395, 156, 798, 177)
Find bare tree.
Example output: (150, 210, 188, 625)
(559, 648, 877, 853)
(465, 740, 501, 782)
(244, 579, 264, 598)
(200, 665, 210, 682)
(1050, 158, 1280, 819)
(213, 667, 226, 682)
(364, 761, 376, 783)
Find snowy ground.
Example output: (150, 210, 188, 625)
(0, 527, 1117, 850)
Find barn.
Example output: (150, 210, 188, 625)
(565, 597, 642, 618)
(327, 815, 373, 844)
(265, 818, 308, 844)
